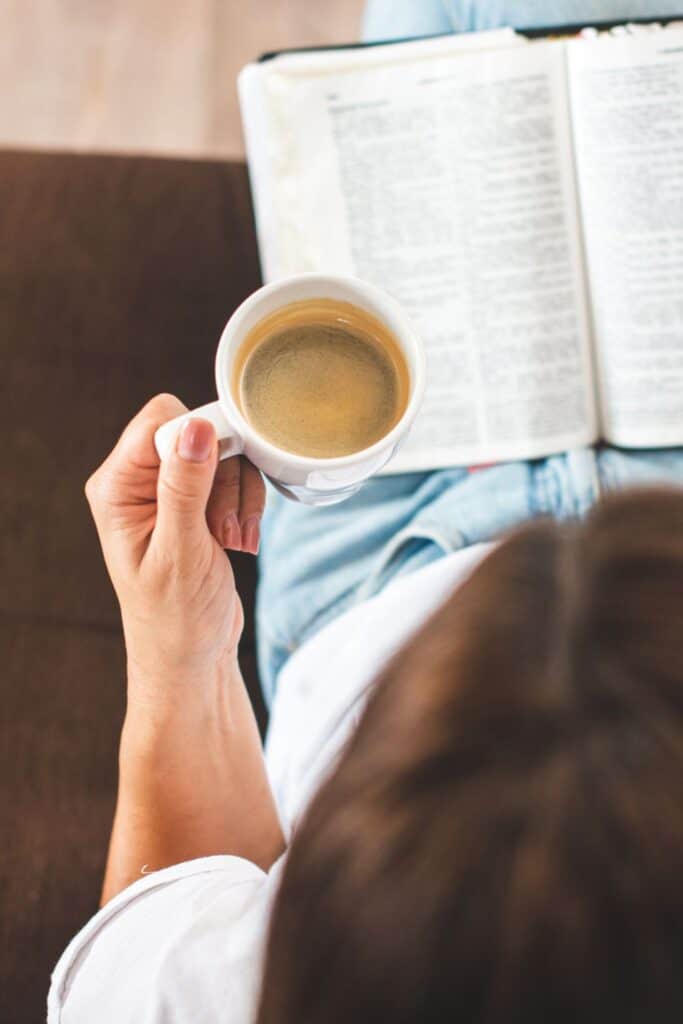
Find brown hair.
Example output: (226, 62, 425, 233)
(257, 488, 683, 1024)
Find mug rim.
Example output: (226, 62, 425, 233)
(214, 273, 426, 470)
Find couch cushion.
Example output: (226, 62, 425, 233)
(0, 148, 263, 1024)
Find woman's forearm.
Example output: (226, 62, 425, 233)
(82, 401, 280, 905)
(101, 658, 285, 905)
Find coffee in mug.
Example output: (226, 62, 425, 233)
(154, 274, 426, 506)
(231, 299, 410, 459)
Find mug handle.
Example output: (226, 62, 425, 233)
(154, 401, 244, 462)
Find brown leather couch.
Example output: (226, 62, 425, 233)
(0, 149, 265, 1023)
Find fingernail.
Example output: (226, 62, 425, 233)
(241, 517, 260, 556)
(178, 419, 213, 462)
(223, 512, 241, 550)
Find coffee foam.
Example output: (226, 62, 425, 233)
(232, 299, 409, 459)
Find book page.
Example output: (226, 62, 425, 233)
(247, 39, 598, 472)
(239, 31, 525, 284)
(568, 29, 683, 448)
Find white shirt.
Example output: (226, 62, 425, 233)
(48, 543, 491, 1023)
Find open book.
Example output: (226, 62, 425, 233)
(239, 21, 683, 473)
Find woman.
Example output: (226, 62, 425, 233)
(49, 3, 683, 1022)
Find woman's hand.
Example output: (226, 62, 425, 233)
(86, 396, 282, 899)
(85, 394, 266, 692)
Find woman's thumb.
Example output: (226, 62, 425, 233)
(154, 418, 218, 553)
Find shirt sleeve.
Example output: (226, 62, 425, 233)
(48, 855, 282, 1024)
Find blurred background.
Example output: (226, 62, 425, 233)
(1, 0, 364, 157)
(0, 3, 362, 1022)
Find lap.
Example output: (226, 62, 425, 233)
(256, 448, 683, 702)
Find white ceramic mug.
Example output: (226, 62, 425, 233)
(154, 273, 426, 506)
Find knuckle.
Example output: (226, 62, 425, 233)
(147, 393, 187, 420)
(84, 467, 118, 520)
(92, 481, 113, 512)
(215, 460, 241, 490)
(84, 469, 103, 506)
(219, 475, 241, 500)
(84, 474, 95, 503)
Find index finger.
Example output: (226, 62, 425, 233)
(84, 394, 191, 566)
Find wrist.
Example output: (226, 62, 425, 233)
(124, 653, 242, 733)
(119, 659, 243, 809)
(120, 598, 244, 690)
